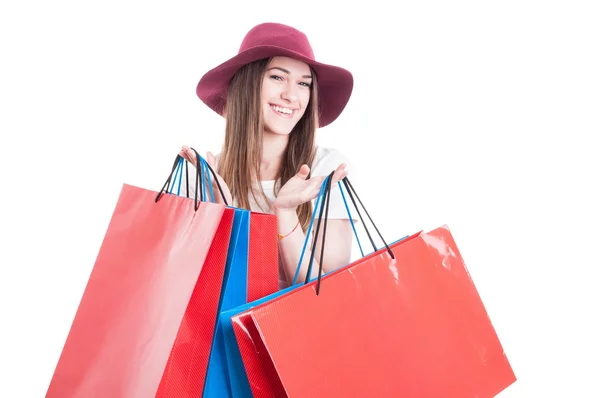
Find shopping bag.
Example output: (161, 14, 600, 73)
(174, 153, 279, 303)
(46, 164, 226, 397)
(151, 152, 237, 397)
(155, 207, 236, 397)
(215, 175, 349, 398)
(164, 153, 278, 397)
(246, 210, 278, 301)
(202, 208, 250, 397)
(214, 293, 283, 398)
(227, 175, 517, 397)
(225, 299, 287, 397)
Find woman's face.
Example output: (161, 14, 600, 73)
(261, 56, 312, 136)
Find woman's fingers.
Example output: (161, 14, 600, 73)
(331, 163, 348, 184)
(301, 176, 325, 202)
(295, 164, 311, 180)
(179, 145, 197, 166)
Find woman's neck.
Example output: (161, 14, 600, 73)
(259, 132, 289, 181)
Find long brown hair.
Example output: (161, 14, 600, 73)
(217, 58, 320, 232)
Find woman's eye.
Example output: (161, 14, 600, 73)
(270, 75, 284, 81)
(299, 82, 311, 88)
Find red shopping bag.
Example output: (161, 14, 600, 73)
(153, 152, 278, 396)
(173, 153, 279, 303)
(228, 176, 516, 398)
(230, 310, 286, 397)
(46, 183, 227, 397)
(247, 211, 278, 302)
(155, 206, 234, 397)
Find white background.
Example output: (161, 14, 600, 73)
(1, 0, 599, 396)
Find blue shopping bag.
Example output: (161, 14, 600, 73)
(202, 208, 250, 397)
(168, 152, 253, 397)
(213, 174, 344, 397)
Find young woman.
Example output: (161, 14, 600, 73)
(180, 22, 357, 289)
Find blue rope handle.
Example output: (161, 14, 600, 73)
(338, 181, 365, 257)
(177, 157, 184, 196)
(167, 156, 179, 194)
(291, 174, 367, 286)
(168, 156, 184, 195)
(291, 175, 330, 285)
(200, 157, 216, 203)
(169, 153, 218, 203)
(200, 157, 206, 201)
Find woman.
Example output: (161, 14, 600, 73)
(180, 22, 357, 289)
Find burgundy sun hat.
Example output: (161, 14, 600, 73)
(196, 22, 353, 128)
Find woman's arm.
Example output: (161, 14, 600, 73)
(273, 163, 352, 285)
(276, 207, 353, 284)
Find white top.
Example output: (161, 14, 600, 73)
(179, 146, 359, 289)
(244, 146, 358, 219)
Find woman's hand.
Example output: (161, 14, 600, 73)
(179, 145, 233, 205)
(273, 163, 348, 214)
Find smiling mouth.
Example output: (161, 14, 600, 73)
(270, 104, 295, 117)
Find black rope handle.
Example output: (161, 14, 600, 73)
(154, 149, 229, 210)
(304, 173, 395, 295)
(342, 178, 394, 260)
(340, 179, 377, 253)
(304, 171, 334, 295)
(155, 154, 186, 203)
(193, 150, 203, 210)
(189, 147, 229, 207)
(315, 172, 333, 295)
(185, 160, 189, 199)
(154, 152, 203, 210)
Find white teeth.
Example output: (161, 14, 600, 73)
(272, 105, 292, 115)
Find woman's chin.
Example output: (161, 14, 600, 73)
(264, 127, 294, 137)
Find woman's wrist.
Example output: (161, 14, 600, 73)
(274, 203, 300, 241)
(273, 201, 297, 216)
(278, 219, 300, 240)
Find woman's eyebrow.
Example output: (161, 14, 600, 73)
(267, 66, 312, 79)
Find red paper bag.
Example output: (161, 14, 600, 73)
(232, 225, 516, 398)
(247, 211, 278, 302)
(46, 184, 227, 397)
(172, 153, 279, 303)
(230, 310, 286, 397)
(155, 207, 235, 397)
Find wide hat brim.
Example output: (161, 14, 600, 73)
(196, 45, 353, 128)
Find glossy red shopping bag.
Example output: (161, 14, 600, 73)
(231, 225, 516, 398)
(230, 310, 286, 397)
(46, 183, 227, 398)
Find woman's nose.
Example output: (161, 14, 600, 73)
(281, 83, 298, 103)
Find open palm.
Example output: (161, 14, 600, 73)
(274, 163, 348, 212)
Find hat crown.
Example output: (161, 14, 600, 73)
(239, 23, 315, 60)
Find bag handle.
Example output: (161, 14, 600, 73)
(167, 155, 187, 197)
(295, 173, 394, 295)
(292, 175, 330, 286)
(161, 153, 204, 211)
(155, 148, 229, 209)
(340, 177, 393, 258)
(304, 171, 334, 294)
(189, 148, 228, 206)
